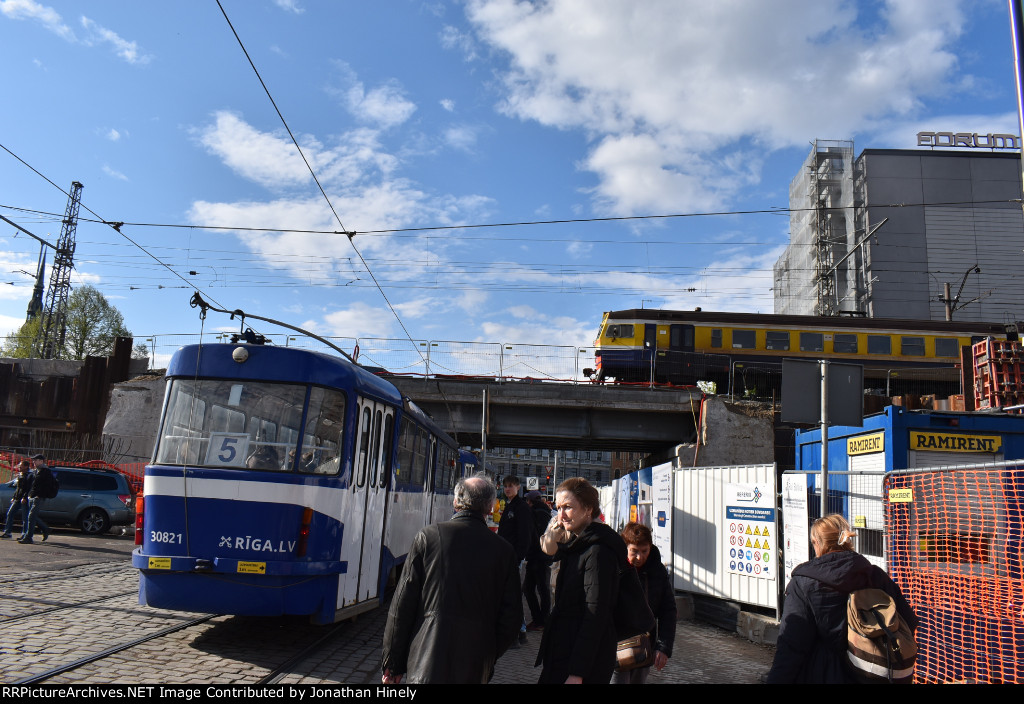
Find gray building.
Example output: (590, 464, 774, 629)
(774, 140, 1024, 321)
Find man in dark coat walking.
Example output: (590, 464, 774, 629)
(381, 473, 522, 684)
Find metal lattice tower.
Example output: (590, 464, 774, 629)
(37, 181, 82, 359)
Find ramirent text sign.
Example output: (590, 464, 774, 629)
(847, 432, 885, 456)
(909, 432, 1002, 453)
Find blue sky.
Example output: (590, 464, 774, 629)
(0, 0, 1019, 367)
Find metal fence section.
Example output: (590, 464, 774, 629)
(729, 361, 782, 401)
(672, 463, 778, 614)
(425, 340, 503, 378)
(876, 366, 963, 399)
(782, 470, 888, 569)
(499, 343, 581, 381)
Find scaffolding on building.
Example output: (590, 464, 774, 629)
(808, 140, 854, 316)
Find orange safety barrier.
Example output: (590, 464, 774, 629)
(885, 464, 1024, 683)
(0, 453, 146, 496)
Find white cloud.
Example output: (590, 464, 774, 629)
(316, 303, 396, 339)
(440, 99, 456, 112)
(105, 128, 121, 141)
(0, 0, 72, 39)
(273, 0, 304, 14)
(466, 0, 978, 215)
(80, 16, 151, 65)
(871, 111, 1021, 149)
(566, 240, 592, 259)
(196, 111, 314, 189)
(440, 24, 479, 62)
(331, 63, 416, 129)
(2, 3, 151, 64)
(444, 124, 479, 152)
(102, 165, 128, 181)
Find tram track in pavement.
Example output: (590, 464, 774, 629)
(0, 589, 139, 625)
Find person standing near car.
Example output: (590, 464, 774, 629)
(19, 454, 52, 544)
(1, 460, 33, 539)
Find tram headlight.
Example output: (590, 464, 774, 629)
(232, 346, 249, 363)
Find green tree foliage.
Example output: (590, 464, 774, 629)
(1, 285, 134, 360)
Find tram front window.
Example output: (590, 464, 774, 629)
(155, 379, 345, 474)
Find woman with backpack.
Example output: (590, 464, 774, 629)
(767, 514, 917, 683)
(536, 477, 626, 684)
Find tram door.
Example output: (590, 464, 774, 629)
(340, 397, 394, 607)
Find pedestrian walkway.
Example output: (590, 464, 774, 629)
(491, 617, 774, 684)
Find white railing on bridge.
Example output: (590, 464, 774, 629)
(137, 333, 598, 383)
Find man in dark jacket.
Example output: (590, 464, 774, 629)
(497, 476, 533, 563)
(19, 454, 51, 544)
(498, 475, 533, 645)
(382, 473, 522, 684)
(1, 460, 32, 539)
(523, 491, 553, 630)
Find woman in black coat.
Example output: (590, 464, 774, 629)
(613, 522, 676, 684)
(767, 514, 918, 683)
(536, 477, 627, 684)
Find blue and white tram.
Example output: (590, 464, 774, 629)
(132, 342, 465, 624)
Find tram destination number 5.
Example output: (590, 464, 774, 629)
(206, 432, 251, 467)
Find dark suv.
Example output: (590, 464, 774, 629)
(0, 466, 135, 534)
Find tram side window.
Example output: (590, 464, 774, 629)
(935, 338, 960, 358)
(732, 330, 756, 349)
(867, 336, 892, 355)
(901, 336, 925, 356)
(833, 334, 858, 354)
(765, 331, 790, 351)
(300, 387, 345, 475)
(799, 332, 824, 352)
(606, 324, 634, 339)
(710, 329, 722, 349)
(411, 426, 428, 488)
(397, 419, 415, 484)
(379, 414, 395, 488)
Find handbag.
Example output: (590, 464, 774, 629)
(616, 632, 656, 671)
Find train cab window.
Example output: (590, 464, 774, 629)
(606, 324, 634, 339)
(935, 338, 960, 358)
(901, 336, 925, 356)
(800, 332, 824, 352)
(710, 329, 722, 348)
(732, 330, 756, 349)
(833, 334, 858, 354)
(867, 336, 892, 355)
(765, 331, 790, 351)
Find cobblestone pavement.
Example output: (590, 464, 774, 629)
(0, 534, 775, 684)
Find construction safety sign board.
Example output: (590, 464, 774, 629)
(725, 483, 775, 580)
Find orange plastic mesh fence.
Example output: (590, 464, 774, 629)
(0, 452, 146, 495)
(885, 464, 1024, 683)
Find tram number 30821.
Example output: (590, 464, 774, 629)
(150, 531, 184, 544)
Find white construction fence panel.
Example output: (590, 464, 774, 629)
(672, 463, 778, 613)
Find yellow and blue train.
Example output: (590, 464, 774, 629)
(589, 309, 1013, 386)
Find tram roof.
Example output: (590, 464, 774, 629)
(165, 343, 403, 405)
